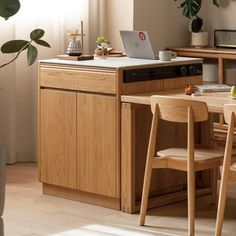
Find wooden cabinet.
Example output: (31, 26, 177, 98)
(40, 89, 77, 189)
(40, 90, 118, 197)
(39, 59, 204, 211)
(77, 93, 118, 198)
(39, 64, 119, 208)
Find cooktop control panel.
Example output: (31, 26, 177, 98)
(123, 63, 202, 83)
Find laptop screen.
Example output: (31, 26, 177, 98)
(120, 30, 157, 60)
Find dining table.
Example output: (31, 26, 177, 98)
(120, 89, 236, 213)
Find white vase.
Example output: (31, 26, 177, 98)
(191, 32, 208, 48)
(0, 144, 5, 217)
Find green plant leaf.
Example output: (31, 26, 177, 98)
(34, 39, 51, 48)
(0, 0, 20, 20)
(213, 0, 220, 7)
(30, 29, 45, 40)
(182, 0, 202, 19)
(27, 45, 38, 65)
(191, 16, 203, 32)
(1, 40, 29, 53)
(175, 0, 219, 18)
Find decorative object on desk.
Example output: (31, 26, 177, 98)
(185, 84, 196, 95)
(214, 30, 236, 48)
(66, 21, 85, 56)
(96, 37, 110, 58)
(66, 30, 82, 56)
(159, 50, 177, 61)
(57, 54, 94, 61)
(195, 84, 231, 93)
(63, 21, 93, 60)
(191, 32, 208, 48)
(230, 85, 236, 97)
(95, 47, 124, 57)
(203, 63, 218, 83)
(174, 0, 220, 48)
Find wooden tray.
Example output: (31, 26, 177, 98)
(94, 53, 126, 58)
(57, 54, 94, 61)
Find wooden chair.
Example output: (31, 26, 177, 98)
(139, 96, 226, 236)
(215, 104, 236, 236)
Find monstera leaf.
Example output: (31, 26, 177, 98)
(191, 16, 203, 32)
(213, 0, 220, 7)
(175, 0, 220, 32)
(0, 0, 21, 20)
(175, 0, 202, 18)
(175, 0, 220, 18)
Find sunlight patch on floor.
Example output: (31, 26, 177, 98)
(50, 224, 181, 236)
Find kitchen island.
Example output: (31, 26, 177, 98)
(38, 57, 204, 212)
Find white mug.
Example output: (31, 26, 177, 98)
(159, 50, 177, 61)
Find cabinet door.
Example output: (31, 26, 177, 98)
(77, 93, 119, 198)
(40, 89, 77, 189)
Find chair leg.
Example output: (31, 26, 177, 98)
(188, 170, 195, 236)
(139, 158, 153, 226)
(215, 170, 230, 236)
(211, 167, 218, 205)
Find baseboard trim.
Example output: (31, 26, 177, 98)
(43, 183, 120, 210)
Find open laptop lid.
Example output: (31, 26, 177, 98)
(120, 30, 156, 60)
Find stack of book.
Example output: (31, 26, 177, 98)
(195, 84, 231, 93)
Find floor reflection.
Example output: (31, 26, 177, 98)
(0, 218, 4, 236)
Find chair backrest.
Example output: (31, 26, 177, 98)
(224, 104, 236, 125)
(150, 96, 208, 123)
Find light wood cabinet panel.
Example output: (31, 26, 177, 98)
(40, 67, 116, 94)
(40, 89, 77, 189)
(77, 93, 119, 198)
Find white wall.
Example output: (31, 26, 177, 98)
(104, 0, 236, 53)
(104, 0, 134, 50)
(104, 0, 189, 53)
(133, 0, 189, 53)
(201, 0, 236, 45)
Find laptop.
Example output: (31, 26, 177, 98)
(120, 30, 157, 60)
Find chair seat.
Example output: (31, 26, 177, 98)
(157, 147, 227, 162)
(230, 163, 236, 171)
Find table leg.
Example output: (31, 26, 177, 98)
(121, 103, 136, 213)
(218, 57, 224, 84)
(218, 57, 225, 127)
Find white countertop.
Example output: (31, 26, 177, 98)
(39, 57, 203, 69)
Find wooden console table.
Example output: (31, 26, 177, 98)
(169, 47, 236, 84)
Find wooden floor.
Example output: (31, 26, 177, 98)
(2, 164, 236, 236)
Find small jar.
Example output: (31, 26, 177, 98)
(66, 39, 83, 56)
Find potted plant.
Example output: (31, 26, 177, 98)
(174, 0, 220, 48)
(96, 37, 110, 58)
(0, 0, 50, 216)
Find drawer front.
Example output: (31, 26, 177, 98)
(40, 68, 116, 94)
